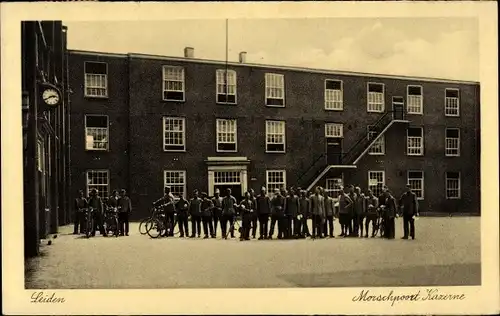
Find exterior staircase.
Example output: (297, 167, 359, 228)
(298, 110, 410, 192)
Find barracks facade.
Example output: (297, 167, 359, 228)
(68, 47, 481, 220)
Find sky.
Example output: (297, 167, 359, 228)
(64, 18, 479, 81)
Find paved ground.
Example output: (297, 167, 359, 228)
(25, 217, 480, 289)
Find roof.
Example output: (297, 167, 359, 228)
(69, 49, 480, 85)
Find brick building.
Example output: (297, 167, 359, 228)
(68, 48, 480, 219)
(22, 21, 72, 257)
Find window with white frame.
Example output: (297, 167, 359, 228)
(164, 170, 186, 199)
(325, 80, 343, 110)
(367, 83, 384, 112)
(85, 115, 109, 151)
(266, 170, 286, 193)
(407, 85, 423, 114)
(265, 73, 285, 107)
(445, 128, 460, 157)
(163, 117, 185, 151)
(216, 119, 237, 152)
(407, 171, 424, 199)
(368, 171, 385, 197)
(214, 171, 241, 185)
(367, 125, 385, 155)
(325, 177, 343, 199)
(266, 120, 286, 153)
(86, 170, 109, 198)
(407, 127, 424, 156)
(216, 69, 237, 104)
(162, 66, 185, 101)
(446, 172, 461, 199)
(84, 62, 108, 98)
(445, 88, 460, 116)
(325, 123, 343, 138)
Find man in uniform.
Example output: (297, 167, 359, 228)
(285, 188, 299, 239)
(345, 185, 357, 236)
(211, 189, 223, 238)
(322, 190, 335, 238)
(269, 188, 286, 239)
(338, 187, 353, 237)
(298, 190, 311, 238)
(117, 189, 132, 236)
(382, 190, 397, 239)
(377, 185, 389, 238)
(354, 186, 366, 237)
(88, 189, 106, 237)
(201, 192, 215, 239)
(249, 189, 258, 239)
(153, 186, 176, 237)
(364, 189, 379, 238)
(189, 190, 202, 238)
(399, 185, 419, 240)
(108, 190, 119, 208)
(221, 188, 238, 239)
(256, 187, 271, 240)
(310, 186, 325, 239)
(239, 191, 255, 241)
(73, 190, 88, 234)
(175, 196, 190, 237)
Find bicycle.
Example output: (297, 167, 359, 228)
(138, 207, 157, 235)
(146, 210, 167, 239)
(104, 206, 120, 237)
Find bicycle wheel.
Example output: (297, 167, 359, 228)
(138, 218, 151, 235)
(147, 219, 165, 238)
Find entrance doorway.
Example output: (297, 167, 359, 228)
(214, 185, 243, 202)
(326, 137, 343, 165)
(210, 170, 246, 202)
(392, 96, 405, 120)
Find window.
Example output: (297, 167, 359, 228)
(162, 66, 185, 101)
(85, 115, 108, 151)
(407, 85, 423, 114)
(266, 120, 286, 153)
(164, 170, 186, 199)
(407, 127, 424, 156)
(214, 171, 241, 185)
(445, 88, 460, 116)
(265, 73, 285, 107)
(367, 83, 384, 112)
(368, 171, 385, 197)
(84, 62, 108, 98)
(407, 171, 424, 199)
(86, 170, 109, 198)
(367, 126, 385, 155)
(446, 172, 461, 199)
(325, 80, 343, 110)
(216, 119, 237, 152)
(325, 123, 343, 138)
(216, 69, 237, 104)
(445, 128, 460, 157)
(163, 117, 185, 151)
(266, 170, 286, 193)
(325, 177, 343, 199)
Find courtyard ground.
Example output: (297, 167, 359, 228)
(25, 217, 480, 288)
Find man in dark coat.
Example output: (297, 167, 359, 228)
(399, 185, 419, 240)
(382, 190, 397, 239)
(239, 191, 255, 241)
(298, 190, 311, 238)
(88, 189, 106, 237)
(338, 187, 353, 237)
(117, 189, 132, 236)
(285, 188, 299, 239)
(175, 196, 189, 237)
(74, 190, 88, 234)
(221, 188, 238, 239)
(201, 192, 215, 239)
(269, 188, 286, 239)
(211, 189, 223, 237)
(249, 189, 258, 239)
(152, 186, 176, 237)
(189, 190, 202, 238)
(256, 187, 271, 240)
(364, 189, 379, 238)
(354, 186, 366, 237)
(309, 186, 325, 239)
(346, 185, 357, 237)
(323, 190, 335, 238)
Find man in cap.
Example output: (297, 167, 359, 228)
(323, 189, 336, 238)
(175, 195, 190, 237)
(211, 189, 223, 238)
(269, 188, 286, 239)
(297, 189, 311, 238)
(364, 189, 379, 237)
(399, 185, 419, 240)
(153, 186, 176, 237)
(256, 186, 271, 240)
(239, 191, 255, 241)
(221, 188, 238, 239)
(189, 190, 202, 238)
(73, 190, 88, 234)
(382, 190, 397, 239)
(353, 186, 366, 237)
(337, 187, 353, 237)
(117, 189, 132, 236)
(285, 187, 300, 239)
(88, 189, 106, 237)
(310, 186, 325, 239)
(201, 192, 215, 239)
(249, 189, 258, 239)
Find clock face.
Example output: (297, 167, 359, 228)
(42, 88, 60, 106)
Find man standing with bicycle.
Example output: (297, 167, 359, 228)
(88, 189, 106, 237)
(73, 190, 87, 235)
(153, 186, 176, 237)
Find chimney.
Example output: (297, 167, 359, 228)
(184, 47, 194, 58)
(239, 51, 247, 63)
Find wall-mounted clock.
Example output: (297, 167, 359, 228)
(41, 87, 61, 108)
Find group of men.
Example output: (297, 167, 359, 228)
(73, 188, 132, 237)
(153, 183, 419, 241)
